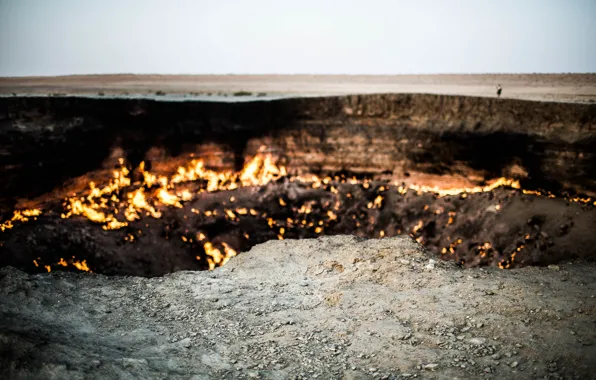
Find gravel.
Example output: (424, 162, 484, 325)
(0, 235, 595, 379)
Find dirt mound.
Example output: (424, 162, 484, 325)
(1, 236, 594, 379)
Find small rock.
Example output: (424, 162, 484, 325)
(548, 265, 560, 271)
(469, 337, 486, 345)
(424, 363, 439, 371)
(491, 354, 501, 360)
(368, 367, 377, 372)
(510, 361, 519, 368)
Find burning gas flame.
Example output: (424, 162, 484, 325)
(2, 145, 595, 273)
(0, 209, 42, 232)
(56, 149, 288, 231)
(407, 177, 521, 197)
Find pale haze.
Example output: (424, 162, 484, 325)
(0, 0, 595, 76)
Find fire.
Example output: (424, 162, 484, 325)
(53, 148, 289, 232)
(367, 195, 384, 209)
(203, 241, 237, 270)
(0, 209, 42, 232)
(407, 177, 521, 197)
(125, 188, 161, 220)
(412, 220, 424, 234)
(157, 188, 183, 208)
(225, 209, 237, 220)
(73, 259, 91, 272)
(441, 238, 463, 255)
(499, 244, 526, 269)
(240, 152, 287, 187)
(36, 256, 92, 273)
(477, 242, 493, 258)
(3, 144, 595, 274)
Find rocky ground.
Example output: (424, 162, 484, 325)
(1, 235, 594, 379)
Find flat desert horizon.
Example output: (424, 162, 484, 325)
(1, 73, 596, 103)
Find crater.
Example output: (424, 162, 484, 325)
(1, 94, 595, 276)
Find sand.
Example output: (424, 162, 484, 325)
(1, 74, 596, 103)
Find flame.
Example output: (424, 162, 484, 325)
(73, 259, 91, 272)
(442, 238, 463, 255)
(1, 209, 42, 232)
(407, 177, 521, 197)
(50, 148, 289, 231)
(447, 211, 456, 225)
(412, 220, 424, 234)
(203, 241, 237, 270)
(477, 242, 493, 258)
(240, 152, 287, 187)
(38, 256, 92, 273)
(157, 189, 182, 208)
(225, 209, 237, 220)
(3, 145, 595, 274)
(125, 188, 162, 220)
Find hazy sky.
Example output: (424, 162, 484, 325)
(0, 0, 595, 76)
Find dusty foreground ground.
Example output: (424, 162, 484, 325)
(1, 74, 596, 103)
(1, 236, 594, 380)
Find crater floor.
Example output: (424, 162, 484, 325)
(1, 236, 594, 379)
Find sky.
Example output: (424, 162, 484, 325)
(0, 0, 595, 76)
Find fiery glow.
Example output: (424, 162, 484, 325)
(51, 148, 290, 232)
(3, 144, 594, 274)
(35, 256, 91, 273)
(157, 188, 183, 208)
(203, 241, 237, 270)
(412, 220, 424, 234)
(73, 260, 91, 272)
(407, 177, 521, 197)
(0, 209, 42, 232)
(477, 242, 493, 258)
(441, 238, 463, 255)
(499, 244, 526, 269)
(125, 188, 162, 220)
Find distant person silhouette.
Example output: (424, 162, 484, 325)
(496, 84, 502, 98)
